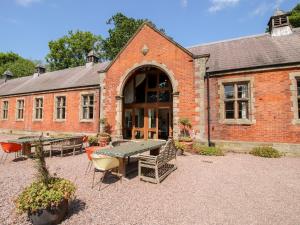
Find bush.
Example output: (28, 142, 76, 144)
(250, 147, 281, 158)
(193, 143, 224, 156)
(88, 135, 98, 146)
(16, 177, 76, 214)
(175, 141, 186, 152)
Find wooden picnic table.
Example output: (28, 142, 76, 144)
(93, 139, 166, 178)
(5, 137, 66, 156)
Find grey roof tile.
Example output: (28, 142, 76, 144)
(188, 28, 300, 73)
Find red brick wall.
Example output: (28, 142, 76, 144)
(0, 88, 99, 134)
(103, 25, 196, 135)
(208, 68, 300, 144)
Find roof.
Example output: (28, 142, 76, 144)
(0, 61, 109, 97)
(188, 27, 300, 73)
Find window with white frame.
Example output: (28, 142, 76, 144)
(223, 82, 250, 120)
(2, 101, 8, 120)
(34, 98, 43, 120)
(81, 94, 94, 120)
(55, 96, 66, 120)
(16, 99, 24, 120)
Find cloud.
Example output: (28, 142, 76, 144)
(208, 0, 240, 13)
(181, 0, 188, 8)
(15, 0, 42, 7)
(251, 0, 286, 17)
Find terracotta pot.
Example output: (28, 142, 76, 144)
(179, 141, 193, 153)
(28, 199, 68, 225)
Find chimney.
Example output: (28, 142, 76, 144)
(268, 9, 292, 37)
(2, 70, 14, 82)
(86, 50, 98, 68)
(33, 64, 46, 78)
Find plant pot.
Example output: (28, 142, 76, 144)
(179, 141, 193, 153)
(176, 149, 184, 156)
(98, 136, 111, 147)
(28, 199, 68, 225)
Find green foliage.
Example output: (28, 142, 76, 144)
(250, 147, 281, 158)
(16, 177, 76, 213)
(88, 135, 99, 146)
(175, 141, 186, 152)
(289, 4, 300, 28)
(0, 52, 35, 78)
(178, 136, 193, 142)
(193, 143, 224, 156)
(46, 30, 102, 71)
(16, 138, 75, 214)
(179, 118, 192, 137)
(102, 13, 164, 60)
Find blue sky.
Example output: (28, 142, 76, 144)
(0, 0, 298, 61)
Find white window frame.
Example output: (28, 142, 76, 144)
(80, 92, 95, 122)
(54, 95, 66, 121)
(16, 98, 25, 121)
(33, 96, 44, 121)
(1, 100, 9, 120)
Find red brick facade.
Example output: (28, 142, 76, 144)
(0, 88, 99, 134)
(0, 24, 300, 153)
(208, 68, 300, 144)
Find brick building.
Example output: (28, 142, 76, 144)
(0, 10, 300, 154)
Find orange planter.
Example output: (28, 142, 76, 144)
(0, 142, 22, 153)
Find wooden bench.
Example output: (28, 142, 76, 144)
(49, 137, 83, 157)
(138, 139, 177, 184)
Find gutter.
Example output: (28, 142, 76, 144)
(206, 71, 212, 147)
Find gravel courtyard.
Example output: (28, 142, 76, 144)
(0, 135, 300, 225)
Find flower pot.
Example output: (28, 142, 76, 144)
(179, 141, 193, 153)
(28, 199, 68, 225)
(98, 136, 111, 147)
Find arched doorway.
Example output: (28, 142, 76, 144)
(122, 66, 173, 140)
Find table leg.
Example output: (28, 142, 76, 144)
(118, 158, 126, 178)
(22, 143, 32, 157)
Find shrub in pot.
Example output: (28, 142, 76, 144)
(178, 118, 193, 152)
(98, 132, 111, 147)
(175, 141, 186, 155)
(88, 135, 99, 146)
(15, 139, 76, 225)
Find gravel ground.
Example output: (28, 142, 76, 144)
(0, 135, 300, 225)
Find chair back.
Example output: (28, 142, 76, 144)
(157, 139, 176, 163)
(91, 154, 119, 171)
(85, 146, 97, 160)
(0, 142, 22, 153)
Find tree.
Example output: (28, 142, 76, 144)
(0, 52, 35, 78)
(46, 31, 102, 71)
(289, 4, 300, 28)
(102, 13, 164, 60)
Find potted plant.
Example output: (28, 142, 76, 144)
(88, 135, 99, 146)
(178, 118, 193, 152)
(98, 118, 111, 147)
(175, 141, 186, 156)
(15, 138, 76, 225)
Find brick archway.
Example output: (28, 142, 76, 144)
(114, 61, 180, 139)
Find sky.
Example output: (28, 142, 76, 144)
(0, 0, 299, 61)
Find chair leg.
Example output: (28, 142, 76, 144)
(50, 148, 52, 158)
(155, 166, 160, 184)
(92, 169, 96, 189)
(85, 161, 92, 175)
(99, 171, 107, 191)
(61, 149, 63, 157)
(3, 153, 8, 164)
(0, 152, 5, 164)
(138, 161, 141, 180)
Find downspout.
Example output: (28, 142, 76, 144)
(206, 71, 212, 146)
(98, 84, 101, 133)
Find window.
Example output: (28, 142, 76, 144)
(55, 96, 66, 120)
(297, 79, 300, 118)
(34, 98, 43, 120)
(81, 94, 94, 120)
(2, 101, 8, 120)
(16, 100, 24, 120)
(224, 82, 250, 120)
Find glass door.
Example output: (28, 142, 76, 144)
(158, 108, 171, 140)
(147, 108, 157, 139)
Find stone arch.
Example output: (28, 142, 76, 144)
(114, 61, 180, 139)
(116, 61, 178, 97)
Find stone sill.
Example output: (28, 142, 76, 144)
(220, 119, 255, 125)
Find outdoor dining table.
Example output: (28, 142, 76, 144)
(93, 139, 166, 178)
(4, 137, 65, 156)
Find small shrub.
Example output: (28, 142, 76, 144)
(193, 143, 224, 156)
(175, 141, 186, 152)
(88, 136, 98, 146)
(16, 177, 76, 213)
(250, 147, 281, 158)
(178, 136, 193, 142)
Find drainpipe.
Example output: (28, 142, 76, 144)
(98, 84, 101, 133)
(206, 71, 212, 147)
